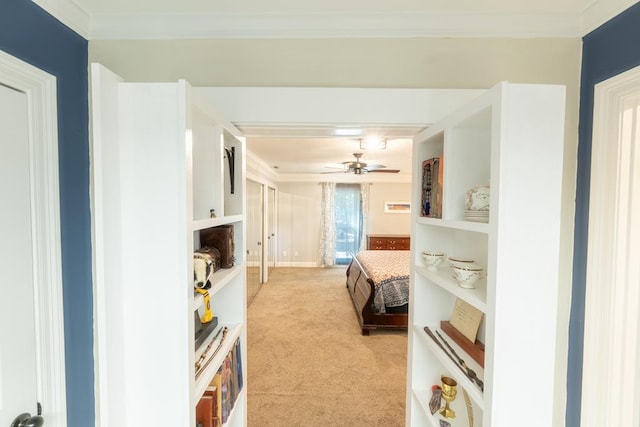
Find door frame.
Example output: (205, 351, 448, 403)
(581, 63, 640, 426)
(0, 50, 67, 425)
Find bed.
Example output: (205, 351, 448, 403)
(345, 250, 410, 335)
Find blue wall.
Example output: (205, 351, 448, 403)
(0, 1, 93, 426)
(568, 3, 640, 426)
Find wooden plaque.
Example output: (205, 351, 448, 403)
(441, 320, 485, 368)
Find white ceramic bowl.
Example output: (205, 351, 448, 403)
(421, 251, 446, 271)
(450, 263, 483, 289)
(448, 256, 475, 269)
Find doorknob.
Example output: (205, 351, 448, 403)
(10, 414, 43, 427)
(10, 403, 44, 427)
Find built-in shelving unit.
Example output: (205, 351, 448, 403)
(407, 82, 566, 427)
(90, 64, 247, 427)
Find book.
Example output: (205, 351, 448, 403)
(235, 339, 244, 393)
(195, 394, 214, 427)
(210, 374, 222, 426)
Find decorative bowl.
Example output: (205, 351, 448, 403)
(448, 256, 475, 268)
(450, 263, 483, 289)
(422, 251, 446, 271)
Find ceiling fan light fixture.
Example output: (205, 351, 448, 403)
(360, 137, 387, 150)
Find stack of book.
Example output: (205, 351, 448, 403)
(195, 338, 243, 427)
(220, 338, 243, 423)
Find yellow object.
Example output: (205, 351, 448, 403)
(195, 288, 214, 323)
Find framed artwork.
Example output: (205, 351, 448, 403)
(384, 201, 411, 213)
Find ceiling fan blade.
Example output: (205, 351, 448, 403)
(365, 164, 386, 170)
(369, 169, 400, 173)
(321, 170, 349, 174)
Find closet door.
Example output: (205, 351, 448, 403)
(267, 186, 277, 278)
(246, 179, 263, 305)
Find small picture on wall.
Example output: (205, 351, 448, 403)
(384, 201, 411, 213)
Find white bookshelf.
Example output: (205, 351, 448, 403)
(406, 82, 565, 427)
(90, 63, 247, 427)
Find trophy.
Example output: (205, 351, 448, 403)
(440, 376, 458, 418)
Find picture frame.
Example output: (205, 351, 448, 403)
(384, 201, 411, 213)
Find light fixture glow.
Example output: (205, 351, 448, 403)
(360, 137, 387, 150)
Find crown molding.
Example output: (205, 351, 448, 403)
(30, 0, 640, 40)
(31, 0, 90, 38)
(582, 0, 640, 35)
(247, 149, 279, 184)
(88, 11, 583, 40)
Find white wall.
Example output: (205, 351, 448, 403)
(276, 183, 321, 266)
(369, 183, 412, 235)
(276, 182, 412, 265)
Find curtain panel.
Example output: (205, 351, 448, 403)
(319, 182, 336, 266)
(359, 183, 371, 251)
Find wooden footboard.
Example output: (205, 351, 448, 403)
(345, 253, 408, 335)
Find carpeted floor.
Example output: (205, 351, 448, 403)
(247, 267, 407, 426)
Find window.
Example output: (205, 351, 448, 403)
(335, 184, 362, 264)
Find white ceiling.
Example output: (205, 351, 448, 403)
(32, 0, 640, 181)
(240, 127, 419, 181)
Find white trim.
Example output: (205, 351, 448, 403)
(196, 87, 485, 128)
(582, 63, 640, 427)
(30, 0, 90, 38)
(0, 50, 67, 426)
(582, 0, 640, 35)
(246, 150, 279, 185)
(88, 11, 583, 40)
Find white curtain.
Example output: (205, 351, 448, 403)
(359, 183, 371, 251)
(319, 182, 337, 266)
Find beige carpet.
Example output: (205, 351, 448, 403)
(247, 267, 407, 427)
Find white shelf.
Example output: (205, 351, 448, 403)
(193, 264, 245, 311)
(90, 64, 247, 427)
(413, 388, 478, 427)
(407, 82, 566, 427)
(192, 214, 243, 231)
(194, 323, 243, 402)
(415, 324, 484, 408)
(414, 265, 487, 312)
(417, 216, 490, 234)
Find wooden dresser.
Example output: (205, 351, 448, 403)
(366, 234, 410, 250)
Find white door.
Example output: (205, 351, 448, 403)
(0, 84, 40, 423)
(0, 49, 66, 426)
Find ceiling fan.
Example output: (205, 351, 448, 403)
(323, 152, 400, 175)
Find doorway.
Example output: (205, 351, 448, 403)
(0, 51, 66, 425)
(581, 64, 640, 426)
(0, 81, 39, 425)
